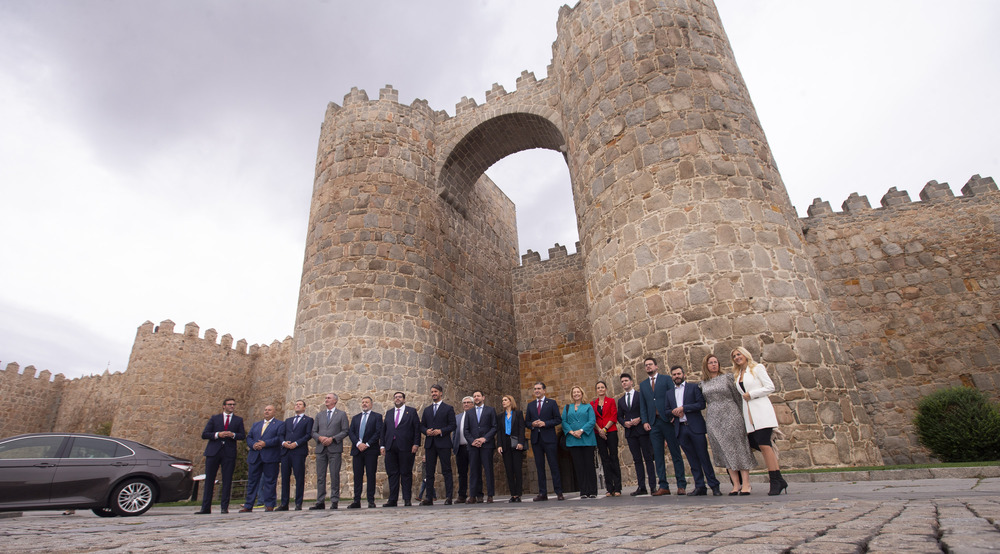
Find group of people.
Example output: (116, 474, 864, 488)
(194, 348, 787, 514)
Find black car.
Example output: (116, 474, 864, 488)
(0, 433, 193, 517)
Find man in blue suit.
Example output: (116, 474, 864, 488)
(419, 384, 456, 505)
(639, 356, 688, 496)
(240, 405, 285, 512)
(196, 397, 246, 514)
(618, 373, 656, 496)
(347, 396, 382, 509)
(667, 365, 721, 496)
(525, 382, 564, 501)
(381, 391, 420, 507)
(463, 390, 497, 503)
(277, 400, 313, 510)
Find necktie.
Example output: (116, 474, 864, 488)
(627, 392, 632, 410)
(327, 409, 333, 421)
(395, 408, 401, 426)
(360, 412, 368, 439)
(262, 420, 270, 435)
(433, 403, 438, 416)
(651, 376, 656, 390)
(477, 406, 482, 422)
(294, 415, 301, 427)
(537, 400, 542, 415)
(224, 414, 230, 430)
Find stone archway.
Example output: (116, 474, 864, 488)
(437, 112, 568, 217)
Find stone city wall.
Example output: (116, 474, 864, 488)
(55, 369, 127, 434)
(0, 363, 65, 438)
(803, 176, 1000, 464)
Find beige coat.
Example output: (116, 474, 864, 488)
(738, 363, 778, 432)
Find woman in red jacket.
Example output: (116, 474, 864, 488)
(591, 380, 622, 496)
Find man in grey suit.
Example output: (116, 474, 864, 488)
(311, 392, 350, 510)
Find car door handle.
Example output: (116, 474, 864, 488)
(111, 462, 131, 466)
(33, 462, 56, 468)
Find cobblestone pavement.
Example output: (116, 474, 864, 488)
(2, 477, 998, 553)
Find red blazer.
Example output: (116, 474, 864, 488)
(590, 396, 618, 433)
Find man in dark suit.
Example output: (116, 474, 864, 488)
(278, 400, 313, 510)
(525, 381, 564, 501)
(197, 397, 246, 514)
(381, 391, 420, 507)
(668, 365, 721, 496)
(639, 356, 688, 496)
(348, 396, 382, 509)
(311, 392, 350, 510)
(463, 390, 497, 503)
(240, 405, 285, 512)
(618, 373, 656, 496)
(419, 384, 456, 505)
(451, 396, 474, 503)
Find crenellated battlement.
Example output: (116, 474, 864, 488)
(518, 241, 583, 267)
(0, 361, 65, 383)
(136, 318, 290, 355)
(802, 174, 997, 224)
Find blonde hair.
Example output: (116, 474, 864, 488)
(569, 386, 588, 404)
(731, 347, 758, 381)
(501, 394, 518, 412)
(701, 354, 726, 381)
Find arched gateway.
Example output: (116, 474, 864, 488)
(288, 0, 883, 497)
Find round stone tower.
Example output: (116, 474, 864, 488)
(551, 0, 882, 466)
(287, 85, 520, 417)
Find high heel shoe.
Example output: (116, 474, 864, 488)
(728, 490, 740, 496)
(738, 490, 751, 496)
(767, 470, 788, 496)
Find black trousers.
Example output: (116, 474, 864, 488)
(678, 425, 719, 489)
(279, 453, 306, 506)
(352, 448, 379, 503)
(384, 445, 415, 503)
(500, 446, 524, 497)
(625, 433, 656, 491)
(201, 453, 235, 511)
(468, 445, 495, 497)
(455, 445, 469, 498)
(569, 445, 598, 496)
(424, 446, 453, 499)
(531, 440, 563, 495)
(595, 431, 622, 493)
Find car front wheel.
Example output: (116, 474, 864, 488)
(91, 507, 117, 517)
(110, 479, 155, 516)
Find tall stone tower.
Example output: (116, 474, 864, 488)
(551, 0, 880, 466)
(288, 0, 882, 470)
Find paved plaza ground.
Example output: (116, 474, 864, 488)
(2, 471, 999, 553)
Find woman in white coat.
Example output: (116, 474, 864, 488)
(731, 347, 787, 496)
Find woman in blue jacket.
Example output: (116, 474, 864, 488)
(563, 386, 598, 498)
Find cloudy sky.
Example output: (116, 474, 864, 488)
(1, 1, 997, 380)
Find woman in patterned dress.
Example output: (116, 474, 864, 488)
(700, 353, 757, 495)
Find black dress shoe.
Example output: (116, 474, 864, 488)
(712, 486, 723, 496)
(421, 499, 433, 506)
(556, 493, 565, 501)
(347, 502, 361, 509)
(403, 500, 412, 507)
(194, 509, 211, 514)
(687, 487, 708, 496)
(220, 508, 228, 514)
(295, 505, 302, 511)
(309, 503, 325, 510)
(630, 489, 648, 496)
(383, 502, 397, 507)
(455, 497, 466, 504)
(532, 494, 547, 502)
(368, 501, 376, 508)
(330, 503, 338, 510)
(275, 505, 289, 511)
(444, 498, 452, 505)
